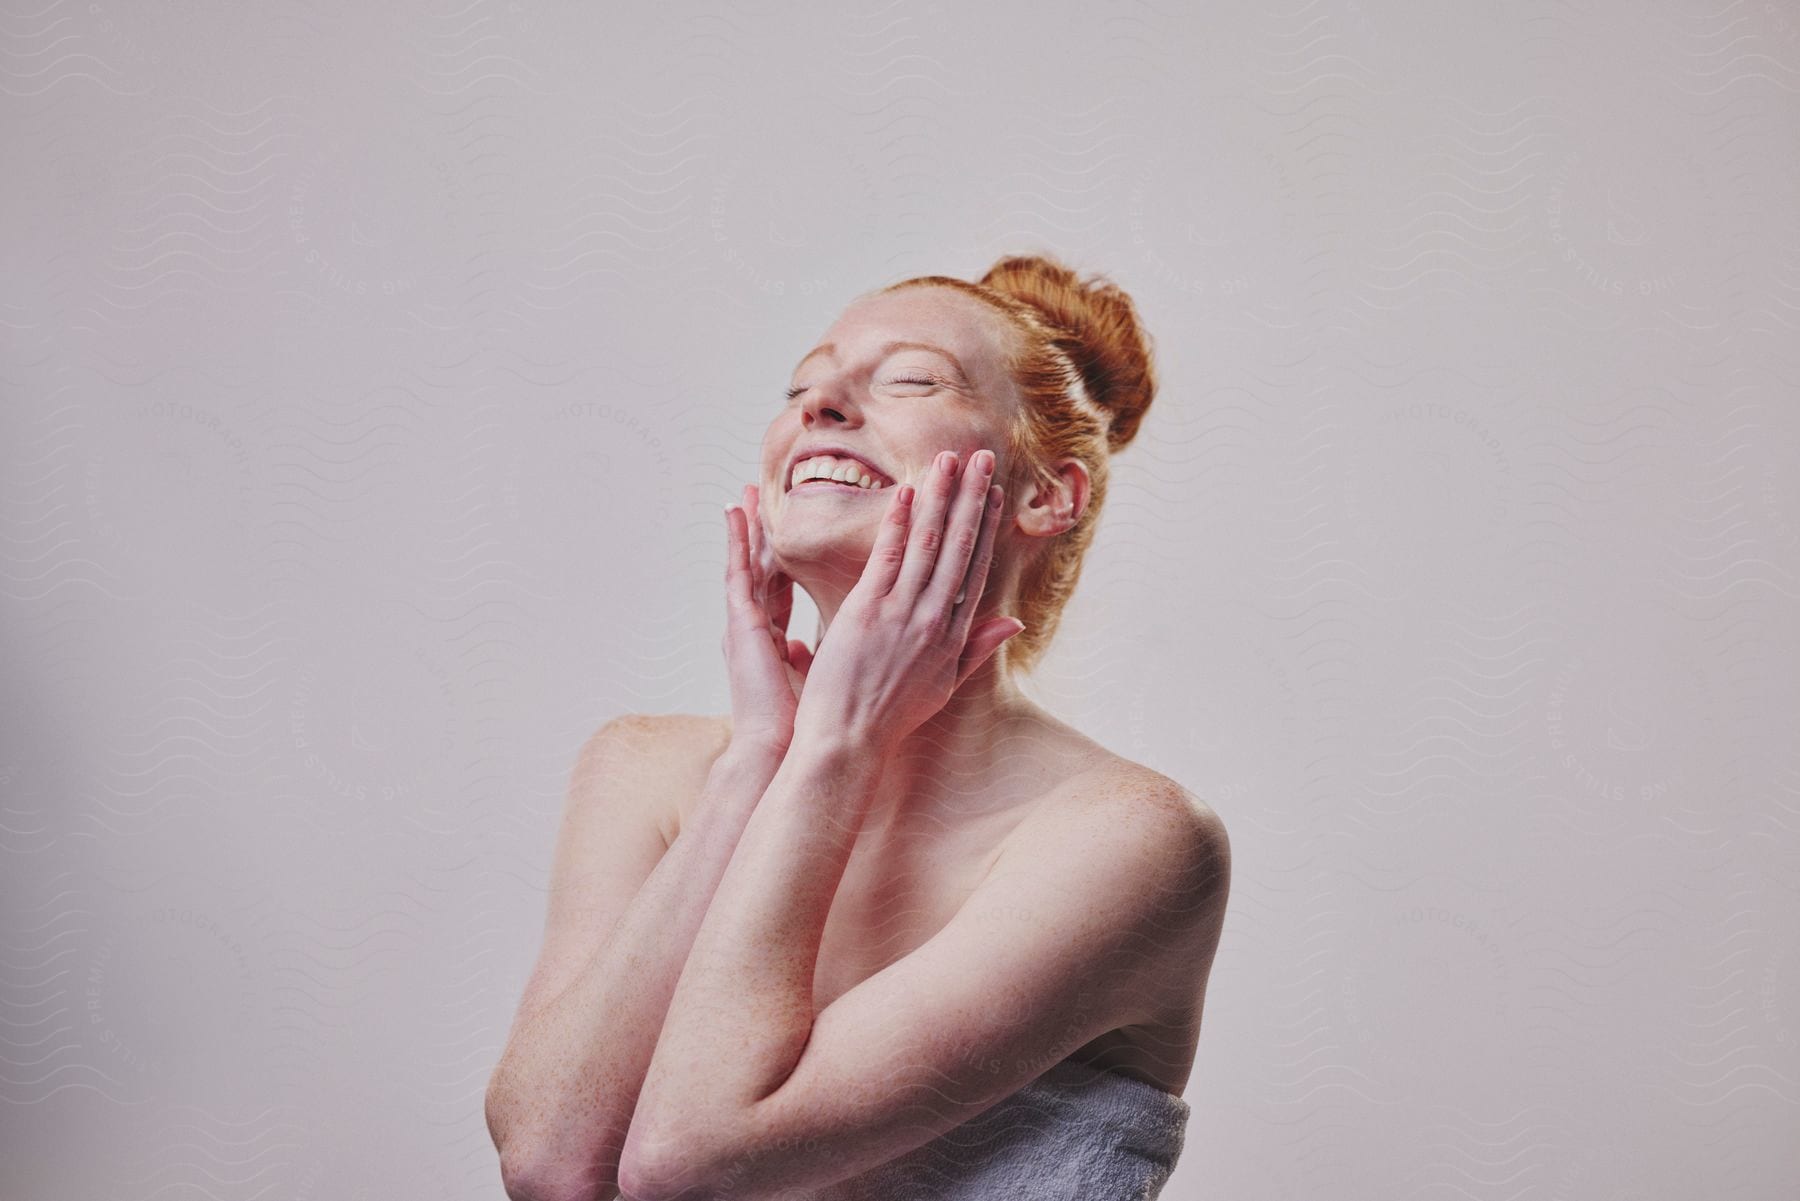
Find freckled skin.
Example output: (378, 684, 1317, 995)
(490, 285, 1229, 1201)
(762, 288, 1029, 608)
(700, 286, 1214, 1083)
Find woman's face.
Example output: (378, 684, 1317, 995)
(760, 286, 1021, 594)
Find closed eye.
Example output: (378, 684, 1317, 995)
(786, 376, 938, 400)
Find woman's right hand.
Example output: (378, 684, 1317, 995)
(721, 483, 811, 753)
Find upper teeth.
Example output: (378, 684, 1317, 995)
(790, 455, 890, 490)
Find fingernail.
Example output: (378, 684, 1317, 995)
(988, 484, 1002, 509)
(976, 449, 994, 475)
(898, 484, 915, 505)
(940, 451, 958, 477)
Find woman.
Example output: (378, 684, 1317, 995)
(486, 254, 1232, 1201)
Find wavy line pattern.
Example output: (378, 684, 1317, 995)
(2, 1, 1797, 1199)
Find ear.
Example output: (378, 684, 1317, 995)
(1013, 456, 1090, 539)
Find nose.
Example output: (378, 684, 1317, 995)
(800, 384, 859, 429)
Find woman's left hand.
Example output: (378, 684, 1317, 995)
(791, 448, 1026, 757)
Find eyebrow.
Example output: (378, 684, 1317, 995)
(793, 339, 970, 382)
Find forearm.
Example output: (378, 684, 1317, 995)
(489, 740, 786, 1195)
(627, 734, 883, 1172)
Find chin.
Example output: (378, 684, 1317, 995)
(772, 516, 878, 589)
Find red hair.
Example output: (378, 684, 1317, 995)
(873, 252, 1158, 674)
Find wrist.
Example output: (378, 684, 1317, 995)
(767, 733, 885, 823)
(787, 720, 891, 774)
(716, 729, 790, 774)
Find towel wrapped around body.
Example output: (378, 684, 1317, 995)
(786, 1058, 1191, 1201)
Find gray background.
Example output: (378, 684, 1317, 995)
(4, 1, 1799, 1198)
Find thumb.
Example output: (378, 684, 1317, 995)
(955, 618, 1026, 689)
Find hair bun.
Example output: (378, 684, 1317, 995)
(977, 253, 1158, 453)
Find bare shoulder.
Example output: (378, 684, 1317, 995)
(999, 720, 1229, 861)
(1035, 752, 1228, 890)
(573, 712, 733, 845)
(958, 740, 1231, 1054)
(1000, 748, 1231, 980)
(996, 708, 1227, 859)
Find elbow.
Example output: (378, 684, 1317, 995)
(497, 1154, 573, 1201)
(617, 1122, 737, 1201)
(616, 1160, 688, 1201)
(498, 1141, 624, 1201)
(488, 1084, 625, 1201)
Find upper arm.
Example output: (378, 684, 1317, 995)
(502, 714, 704, 1041)
(659, 774, 1231, 1197)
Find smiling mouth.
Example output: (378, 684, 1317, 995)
(788, 478, 883, 495)
(786, 453, 896, 493)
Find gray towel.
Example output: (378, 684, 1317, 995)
(795, 1058, 1191, 1200)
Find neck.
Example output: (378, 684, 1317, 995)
(804, 582, 1030, 834)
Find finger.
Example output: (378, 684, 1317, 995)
(723, 503, 759, 631)
(954, 617, 1026, 690)
(948, 481, 1006, 639)
(742, 483, 765, 603)
(746, 483, 796, 635)
(893, 450, 962, 597)
(786, 639, 814, 675)
(767, 566, 794, 637)
(744, 483, 795, 639)
(851, 480, 916, 598)
(922, 448, 998, 613)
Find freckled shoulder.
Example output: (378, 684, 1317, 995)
(991, 753, 1232, 1021)
(582, 712, 733, 847)
(1019, 752, 1228, 862)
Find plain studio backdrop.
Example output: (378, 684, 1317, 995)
(3, 2, 1799, 1198)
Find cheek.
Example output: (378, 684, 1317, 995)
(764, 411, 805, 452)
(924, 404, 1000, 442)
(760, 433, 791, 487)
(899, 417, 970, 459)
